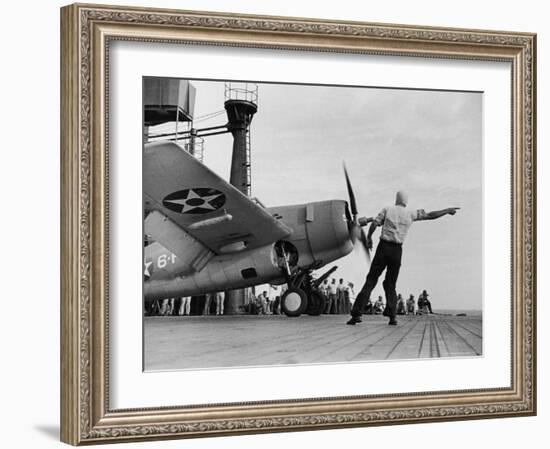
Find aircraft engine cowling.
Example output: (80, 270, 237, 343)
(270, 200, 354, 270)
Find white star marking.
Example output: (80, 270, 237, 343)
(144, 260, 153, 277)
(165, 189, 223, 213)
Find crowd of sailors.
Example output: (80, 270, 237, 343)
(145, 277, 435, 317)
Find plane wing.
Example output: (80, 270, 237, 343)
(144, 141, 292, 255)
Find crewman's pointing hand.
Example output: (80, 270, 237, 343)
(447, 207, 460, 216)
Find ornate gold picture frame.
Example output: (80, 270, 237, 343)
(60, 3, 536, 445)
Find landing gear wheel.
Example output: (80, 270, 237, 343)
(281, 287, 308, 317)
(306, 290, 326, 316)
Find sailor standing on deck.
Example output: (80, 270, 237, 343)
(179, 296, 191, 316)
(336, 278, 347, 314)
(347, 190, 459, 326)
(327, 279, 338, 314)
(215, 291, 225, 315)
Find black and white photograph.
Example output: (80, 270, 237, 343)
(142, 77, 482, 371)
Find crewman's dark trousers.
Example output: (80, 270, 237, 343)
(350, 239, 402, 319)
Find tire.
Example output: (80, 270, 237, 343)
(306, 290, 326, 316)
(281, 287, 308, 317)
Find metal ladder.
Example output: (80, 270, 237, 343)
(244, 128, 252, 196)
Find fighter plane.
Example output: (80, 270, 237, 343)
(144, 141, 371, 317)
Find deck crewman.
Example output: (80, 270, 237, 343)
(347, 190, 459, 326)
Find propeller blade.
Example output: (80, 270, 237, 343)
(344, 163, 370, 264)
(359, 228, 371, 264)
(344, 201, 352, 223)
(343, 164, 358, 218)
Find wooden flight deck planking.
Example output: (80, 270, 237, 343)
(144, 314, 482, 371)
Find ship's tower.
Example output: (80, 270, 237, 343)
(223, 82, 258, 314)
(224, 83, 258, 195)
(143, 78, 205, 161)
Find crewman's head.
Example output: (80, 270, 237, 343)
(395, 190, 409, 207)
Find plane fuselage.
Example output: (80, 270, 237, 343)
(144, 199, 353, 301)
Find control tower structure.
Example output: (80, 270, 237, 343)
(223, 82, 258, 314)
(143, 78, 204, 160)
(224, 83, 258, 196)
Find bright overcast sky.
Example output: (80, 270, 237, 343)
(151, 79, 482, 312)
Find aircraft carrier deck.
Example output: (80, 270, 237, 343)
(144, 313, 482, 371)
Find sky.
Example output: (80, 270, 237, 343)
(149, 80, 483, 311)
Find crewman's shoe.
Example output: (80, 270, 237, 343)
(382, 308, 389, 317)
(346, 316, 362, 325)
(388, 319, 398, 326)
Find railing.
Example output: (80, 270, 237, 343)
(224, 82, 258, 105)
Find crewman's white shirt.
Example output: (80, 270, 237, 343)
(374, 205, 427, 244)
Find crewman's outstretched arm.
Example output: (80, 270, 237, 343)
(423, 207, 460, 220)
(366, 221, 379, 237)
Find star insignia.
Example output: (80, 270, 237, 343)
(162, 188, 226, 214)
(164, 189, 223, 213)
(144, 260, 153, 278)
